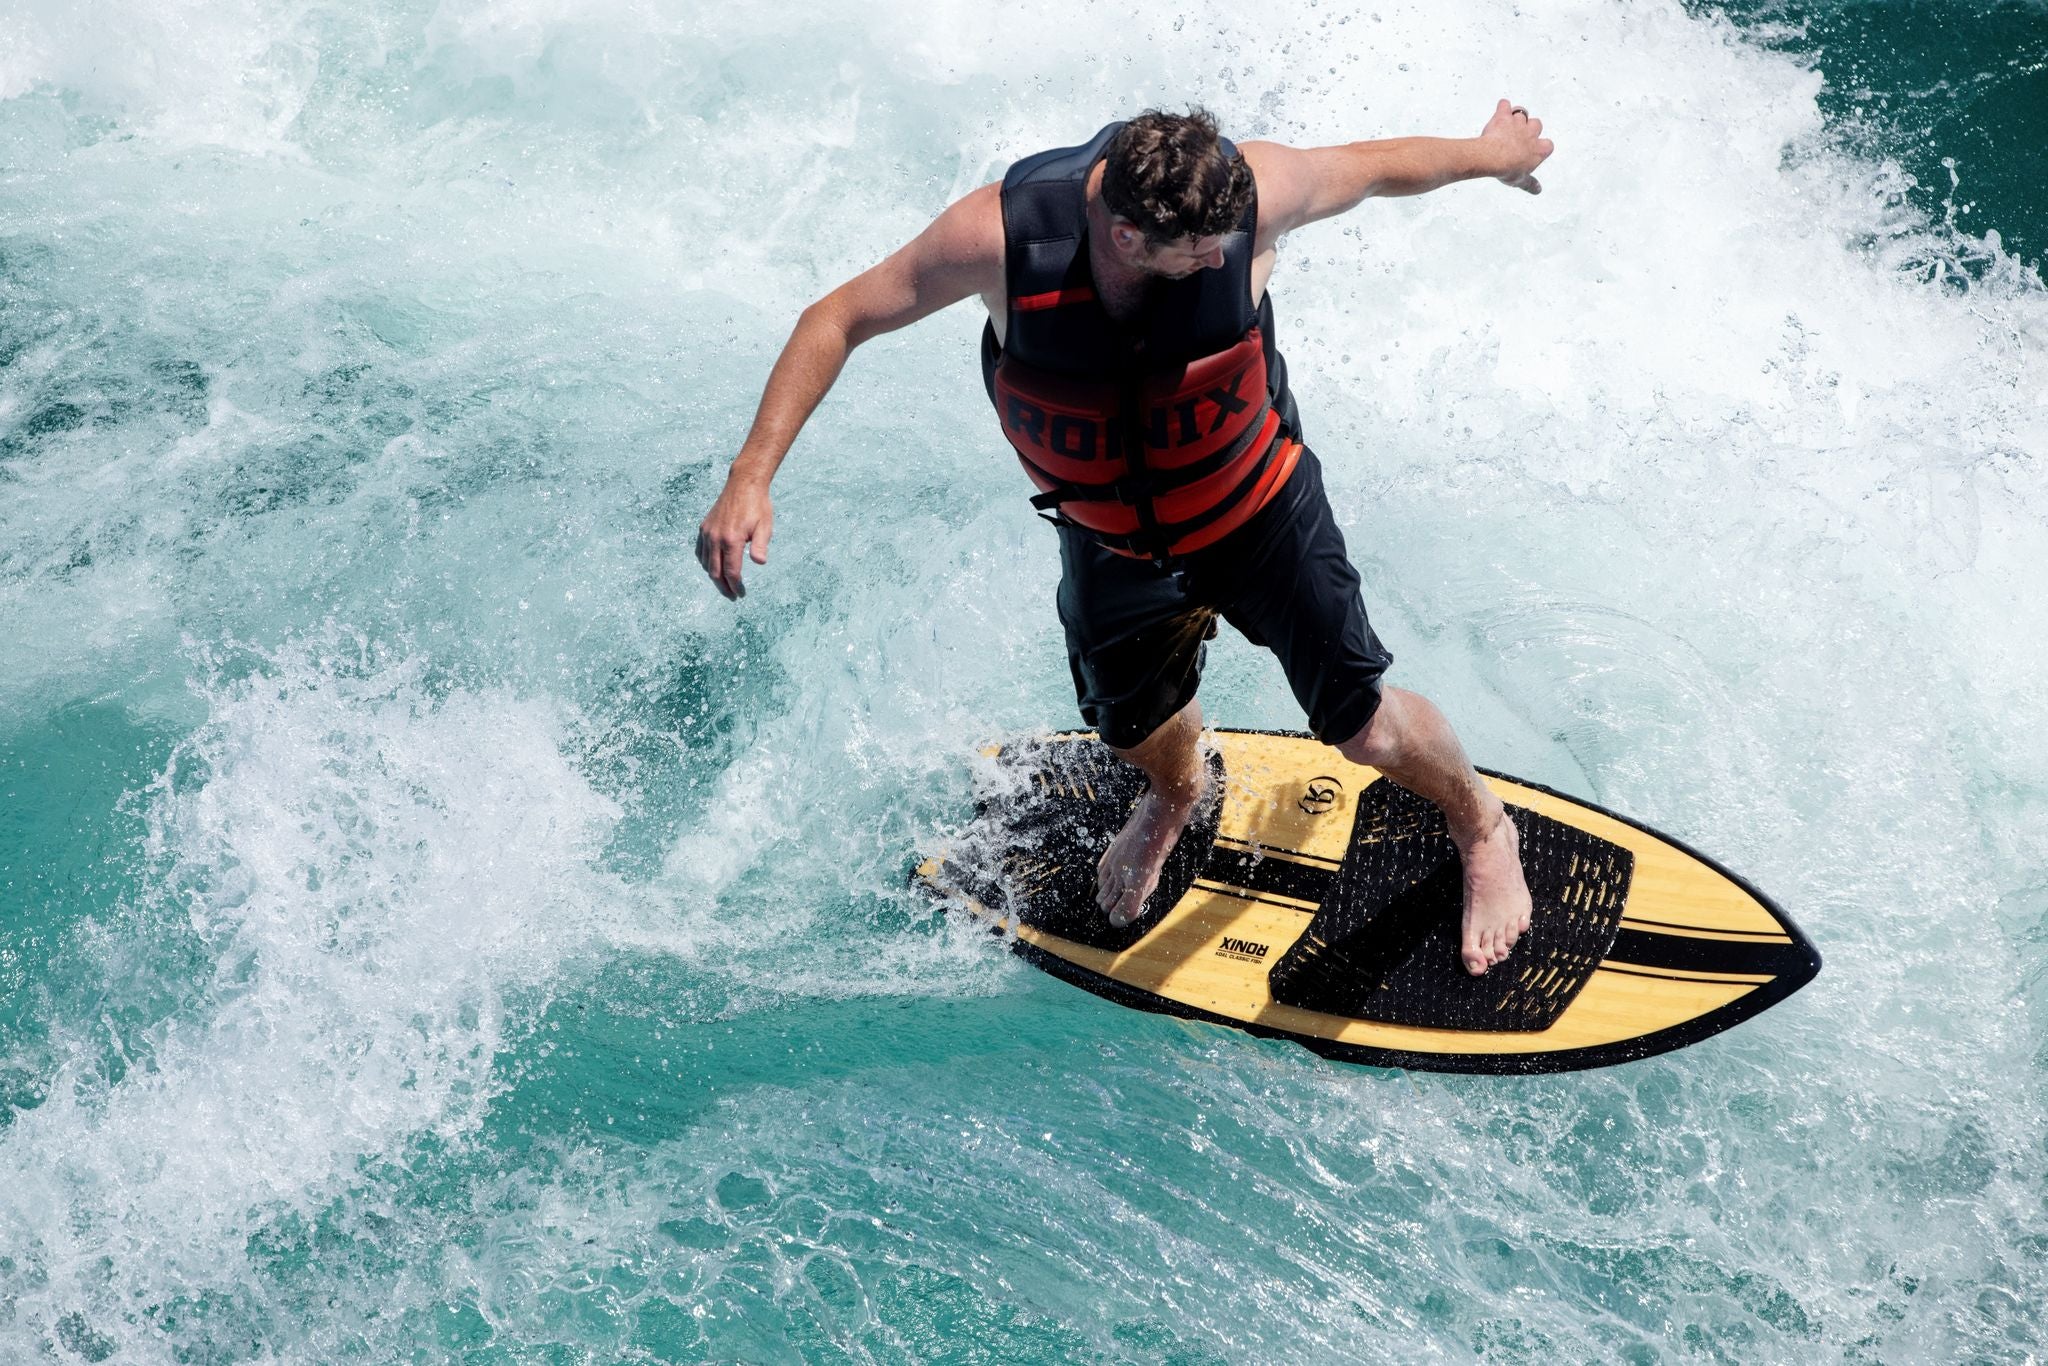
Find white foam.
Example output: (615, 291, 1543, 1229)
(0, 0, 322, 151)
(0, 638, 634, 1354)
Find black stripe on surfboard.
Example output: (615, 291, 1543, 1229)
(1597, 964, 1767, 984)
(1618, 915, 1789, 939)
(1605, 928, 1809, 978)
(1201, 844, 1335, 904)
(1214, 834, 1343, 868)
(1199, 847, 1802, 976)
(1203, 848, 1805, 977)
(1191, 881, 1320, 915)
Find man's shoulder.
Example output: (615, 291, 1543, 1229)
(1235, 140, 1294, 180)
(936, 181, 1005, 259)
(904, 181, 1006, 297)
(1234, 142, 1315, 254)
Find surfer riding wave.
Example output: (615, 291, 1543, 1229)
(699, 101, 1554, 975)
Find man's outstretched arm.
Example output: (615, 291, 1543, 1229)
(1242, 99, 1554, 252)
(696, 183, 1003, 600)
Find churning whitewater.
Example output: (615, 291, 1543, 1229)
(0, 0, 2043, 1359)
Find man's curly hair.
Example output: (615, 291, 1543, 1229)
(1100, 108, 1253, 247)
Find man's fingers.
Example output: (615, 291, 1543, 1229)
(699, 527, 729, 597)
(708, 543, 730, 599)
(751, 515, 772, 565)
(720, 536, 748, 598)
(706, 535, 733, 600)
(1488, 101, 1550, 192)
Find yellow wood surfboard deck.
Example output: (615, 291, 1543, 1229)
(915, 730, 1820, 1074)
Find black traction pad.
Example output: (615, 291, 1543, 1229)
(964, 739, 1226, 954)
(1267, 780, 1635, 1031)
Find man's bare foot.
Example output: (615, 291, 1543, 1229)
(1096, 770, 1208, 929)
(1458, 810, 1534, 975)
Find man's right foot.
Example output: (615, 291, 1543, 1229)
(1096, 769, 1208, 929)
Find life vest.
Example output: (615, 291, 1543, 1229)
(981, 122, 1303, 561)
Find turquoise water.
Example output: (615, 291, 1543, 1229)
(2, 0, 2044, 1360)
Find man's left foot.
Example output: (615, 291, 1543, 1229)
(1459, 810, 1533, 975)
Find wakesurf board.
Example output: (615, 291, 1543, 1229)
(914, 729, 1819, 1074)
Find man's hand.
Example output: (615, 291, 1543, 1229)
(686, 182, 1002, 605)
(1481, 98, 1552, 194)
(696, 473, 773, 600)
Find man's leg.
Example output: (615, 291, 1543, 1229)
(1096, 695, 1209, 927)
(1202, 450, 1531, 975)
(1336, 688, 1532, 975)
(1051, 523, 1218, 929)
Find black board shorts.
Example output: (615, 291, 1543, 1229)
(1055, 448, 1394, 750)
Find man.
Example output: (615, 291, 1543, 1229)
(699, 101, 1553, 975)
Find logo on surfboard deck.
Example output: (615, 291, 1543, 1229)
(1300, 776, 1343, 815)
(1216, 936, 1271, 963)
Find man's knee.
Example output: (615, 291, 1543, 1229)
(1108, 695, 1202, 764)
(1334, 686, 1411, 767)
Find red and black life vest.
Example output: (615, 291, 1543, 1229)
(980, 122, 1304, 561)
